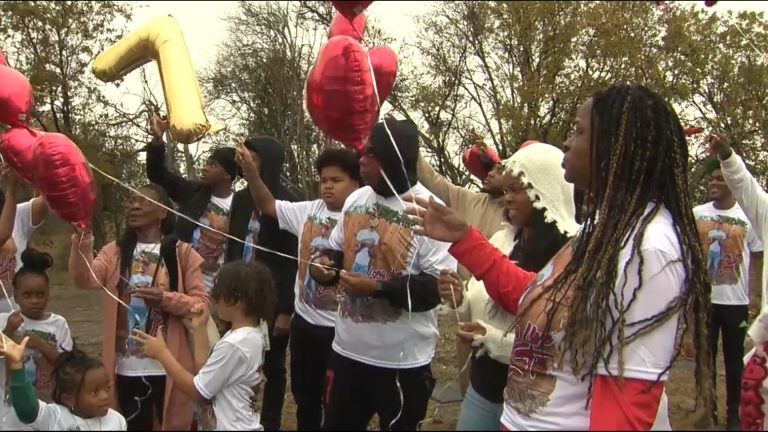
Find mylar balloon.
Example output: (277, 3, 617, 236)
(0, 65, 33, 127)
(368, 46, 398, 104)
(741, 342, 768, 431)
(33, 133, 96, 228)
(92, 15, 212, 144)
(305, 36, 379, 152)
(329, 11, 366, 41)
(0, 127, 41, 186)
(462, 142, 501, 181)
(331, 1, 373, 21)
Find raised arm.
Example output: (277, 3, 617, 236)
(145, 112, 201, 204)
(236, 141, 276, 218)
(0, 167, 20, 247)
(68, 233, 115, 291)
(449, 227, 535, 315)
(712, 135, 768, 237)
(418, 155, 474, 208)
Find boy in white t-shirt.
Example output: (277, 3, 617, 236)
(309, 119, 457, 430)
(236, 145, 361, 430)
(132, 261, 275, 431)
(694, 158, 763, 429)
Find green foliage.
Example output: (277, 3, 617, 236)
(398, 1, 768, 198)
(0, 1, 136, 247)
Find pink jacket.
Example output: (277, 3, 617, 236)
(69, 237, 208, 431)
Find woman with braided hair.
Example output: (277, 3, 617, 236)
(407, 84, 712, 430)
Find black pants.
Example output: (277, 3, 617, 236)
(261, 320, 291, 431)
(323, 352, 436, 431)
(290, 314, 335, 430)
(710, 303, 749, 420)
(116, 375, 166, 431)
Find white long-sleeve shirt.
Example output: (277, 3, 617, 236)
(719, 152, 768, 340)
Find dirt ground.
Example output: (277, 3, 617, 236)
(47, 284, 736, 431)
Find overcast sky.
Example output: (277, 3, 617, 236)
(101, 0, 768, 151)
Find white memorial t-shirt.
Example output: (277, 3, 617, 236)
(694, 201, 763, 305)
(276, 199, 341, 328)
(193, 326, 265, 431)
(327, 184, 457, 368)
(500, 204, 685, 430)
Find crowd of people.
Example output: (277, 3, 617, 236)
(0, 83, 764, 431)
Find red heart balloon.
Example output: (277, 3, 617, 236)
(329, 11, 366, 41)
(462, 143, 501, 181)
(33, 133, 96, 228)
(0, 127, 41, 186)
(368, 46, 398, 104)
(305, 36, 379, 152)
(0, 65, 34, 127)
(331, 1, 373, 21)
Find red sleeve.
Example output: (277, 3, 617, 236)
(448, 227, 536, 315)
(589, 375, 664, 431)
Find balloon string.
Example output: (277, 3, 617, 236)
(0, 279, 15, 313)
(731, 21, 768, 61)
(86, 162, 337, 274)
(75, 231, 151, 335)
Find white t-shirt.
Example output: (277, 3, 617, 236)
(276, 199, 341, 328)
(193, 326, 265, 431)
(20, 403, 125, 431)
(116, 243, 165, 376)
(0, 313, 73, 431)
(0, 200, 42, 315)
(191, 195, 233, 292)
(501, 204, 684, 430)
(13, 201, 42, 273)
(694, 201, 763, 305)
(328, 184, 458, 368)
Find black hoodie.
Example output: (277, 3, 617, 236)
(146, 138, 299, 315)
(367, 118, 420, 196)
(311, 119, 442, 312)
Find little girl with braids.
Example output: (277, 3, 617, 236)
(0, 340, 126, 430)
(0, 248, 73, 430)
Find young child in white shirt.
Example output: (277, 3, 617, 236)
(0, 248, 73, 430)
(0, 340, 126, 431)
(132, 260, 274, 431)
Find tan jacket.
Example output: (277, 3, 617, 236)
(69, 238, 209, 431)
(417, 156, 507, 278)
(417, 156, 507, 236)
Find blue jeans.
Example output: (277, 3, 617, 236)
(456, 384, 503, 431)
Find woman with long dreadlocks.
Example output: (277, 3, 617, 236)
(407, 84, 712, 430)
(68, 184, 209, 431)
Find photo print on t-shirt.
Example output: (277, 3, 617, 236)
(340, 203, 415, 324)
(696, 215, 747, 286)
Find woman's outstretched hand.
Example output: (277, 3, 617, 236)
(404, 194, 470, 244)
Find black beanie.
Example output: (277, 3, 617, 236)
(209, 147, 238, 181)
(369, 119, 420, 195)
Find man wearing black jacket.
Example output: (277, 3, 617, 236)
(146, 113, 298, 431)
(310, 119, 457, 430)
